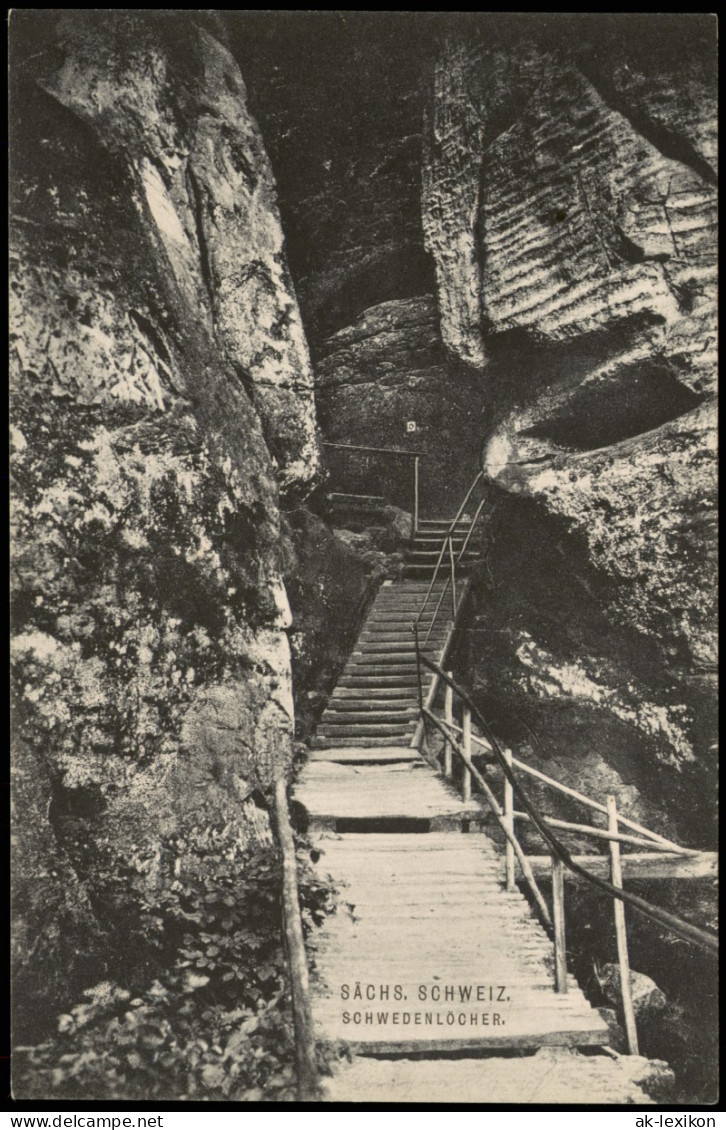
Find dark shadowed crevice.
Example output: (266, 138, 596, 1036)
(185, 164, 216, 311)
(520, 367, 705, 452)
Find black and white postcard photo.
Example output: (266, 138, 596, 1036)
(8, 10, 718, 1111)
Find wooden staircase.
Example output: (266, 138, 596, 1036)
(305, 831, 609, 1053)
(312, 520, 476, 751)
(282, 485, 712, 1101)
(297, 512, 610, 1080)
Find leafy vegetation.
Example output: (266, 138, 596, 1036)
(14, 834, 339, 1101)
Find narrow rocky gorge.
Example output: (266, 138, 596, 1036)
(10, 11, 717, 1104)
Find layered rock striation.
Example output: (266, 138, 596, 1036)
(241, 14, 717, 842)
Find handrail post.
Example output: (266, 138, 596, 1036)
(503, 748, 515, 891)
(272, 777, 319, 1101)
(551, 854, 568, 993)
(443, 673, 453, 778)
(607, 795, 639, 1054)
(413, 622, 423, 714)
(448, 536, 457, 616)
(423, 706, 552, 929)
(461, 706, 472, 802)
(413, 454, 420, 537)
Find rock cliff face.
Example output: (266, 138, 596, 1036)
(9, 11, 319, 1037)
(422, 23, 717, 842)
(234, 13, 435, 346)
(243, 14, 716, 843)
(315, 297, 487, 513)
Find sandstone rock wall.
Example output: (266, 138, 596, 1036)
(239, 15, 716, 838)
(9, 11, 319, 1037)
(315, 296, 487, 514)
(423, 22, 717, 838)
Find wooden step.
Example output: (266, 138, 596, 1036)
(416, 520, 471, 530)
(316, 726, 414, 740)
(298, 764, 484, 822)
(372, 601, 443, 610)
(312, 1017, 608, 1055)
(410, 534, 469, 545)
(325, 706, 417, 719)
(309, 746, 422, 763)
(359, 629, 447, 642)
(338, 675, 423, 687)
(320, 711, 418, 726)
(353, 650, 421, 663)
(326, 700, 418, 714)
(330, 687, 418, 696)
(327, 696, 417, 709)
(315, 735, 414, 747)
(406, 549, 476, 560)
(376, 581, 448, 590)
(312, 736, 420, 749)
(366, 615, 440, 627)
(330, 682, 418, 691)
(321, 1050, 659, 1105)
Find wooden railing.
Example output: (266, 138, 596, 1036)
(412, 658, 717, 1055)
(322, 442, 427, 534)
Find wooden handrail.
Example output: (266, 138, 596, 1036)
(608, 795, 639, 1055)
(417, 657, 718, 954)
(272, 778, 319, 1102)
(456, 494, 487, 562)
(437, 717, 691, 854)
(322, 441, 428, 458)
(413, 468, 485, 635)
(511, 810, 696, 853)
(423, 707, 552, 928)
(523, 851, 716, 881)
(323, 442, 425, 532)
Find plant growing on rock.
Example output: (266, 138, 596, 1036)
(14, 833, 338, 1101)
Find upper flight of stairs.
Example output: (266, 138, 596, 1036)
(312, 519, 477, 751)
(312, 578, 449, 749)
(403, 517, 478, 579)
